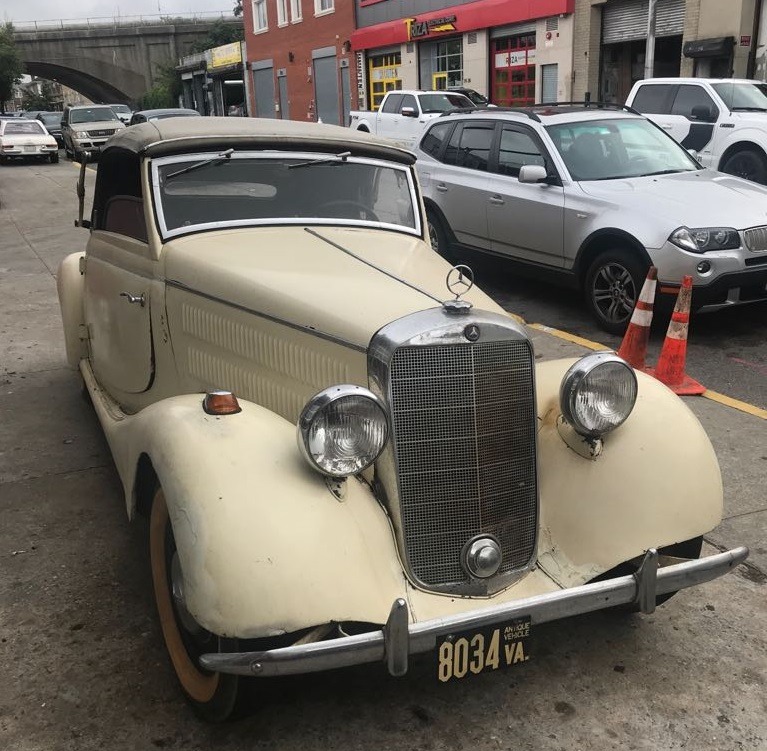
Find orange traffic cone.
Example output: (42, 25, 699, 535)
(618, 266, 657, 370)
(646, 275, 705, 395)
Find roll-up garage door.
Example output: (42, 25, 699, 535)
(602, 0, 684, 44)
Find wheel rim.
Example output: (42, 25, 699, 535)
(726, 153, 761, 181)
(428, 220, 440, 253)
(150, 490, 220, 703)
(592, 261, 637, 325)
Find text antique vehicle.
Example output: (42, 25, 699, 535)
(56, 118, 747, 721)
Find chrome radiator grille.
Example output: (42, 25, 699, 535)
(744, 226, 767, 252)
(388, 340, 537, 588)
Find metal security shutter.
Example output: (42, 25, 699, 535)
(541, 64, 558, 102)
(252, 63, 276, 119)
(491, 22, 537, 39)
(313, 54, 340, 125)
(603, 0, 684, 44)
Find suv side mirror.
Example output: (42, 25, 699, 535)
(691, 104, 716, 123)
(518, 165, 549, 184)
(400, 107, 417, 118)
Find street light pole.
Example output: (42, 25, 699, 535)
(644, 0, 657, 79)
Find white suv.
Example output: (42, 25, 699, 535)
(626, 78, 767, 184)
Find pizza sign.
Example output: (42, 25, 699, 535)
(405, 15, 457, 40)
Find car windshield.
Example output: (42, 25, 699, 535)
(70, 107, 119, 123)
(546, 117, 699, 181)
(152, 152, 419, 238)
(4, 121, 46, 135)
(111, 105, 131, 114)
(711, 82, 767, 111)
(39, 113, 62, 126)
(418, 93, 473, 113)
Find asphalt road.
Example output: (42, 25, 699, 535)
(0, 158, 765, 751)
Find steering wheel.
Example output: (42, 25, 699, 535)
(319, 200, 379, 222)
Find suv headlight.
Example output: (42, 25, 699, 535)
(670, 226, 739, 253)
(560, 352, 637, 437)
(74, 130, 89, 138)
(298, 385, 388, 477)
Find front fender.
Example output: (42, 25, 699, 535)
(104, 392, 407, 638)
(56, 252, 87, 367)
(534, 359, 722, 586)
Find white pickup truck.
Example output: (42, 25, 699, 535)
(349, 89, 473, 150)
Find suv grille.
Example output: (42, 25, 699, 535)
(388, 340, 537, 587)
(744, 226, 767, 252)
(87, 128, 117, 138)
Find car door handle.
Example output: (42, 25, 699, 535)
(120, 292, 145, 307)
(436, 184, 448, 193)
(489, 195, 505, 205)
(661, 124, 673, 129)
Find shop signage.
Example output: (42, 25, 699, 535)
(405, 15, 457, 40)
(210, 42, 242, 69)
(740, 35, 752, 47)
(494, 49, 536, 68)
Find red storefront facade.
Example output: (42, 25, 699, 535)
(351, 0, 575, 110)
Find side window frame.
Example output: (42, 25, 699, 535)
(420, 120, 457, 159)
(381, 94, 404, 114)
(631, 83, 676, 115)
(489, 122, 558, 182)
(443, 120, 495, 172)
(670, 84, 720, 122)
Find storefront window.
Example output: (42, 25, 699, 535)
(493, 32, 536, 106)
(368, 52, 402, 110)
(434, 39, 463, 89)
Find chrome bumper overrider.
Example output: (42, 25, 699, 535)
(200, 546, 748, 678)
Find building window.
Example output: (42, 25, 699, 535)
(434, 39, 463, 89)
(314, 0, 333, 14)
(368, 51, 401, 110)
(253, 0, 268, 31)
(290, 0, 302, 22)
(492, 32, 536, 106)
(276, 0, 288, 26)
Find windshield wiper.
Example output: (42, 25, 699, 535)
(166, 148, 234, 180)
(640, 169, 691, 177)
(730, 106, 767, 112)
(288, 151, 351, 169)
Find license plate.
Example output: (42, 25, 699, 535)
(23, 145, 36, 152)
(436, 616, 531, 682)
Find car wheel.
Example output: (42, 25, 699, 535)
(426, 208, 455, 262)
(150, 487, 243, 722)
(584, 248, 647, 335)
(720, 148, 767, 184)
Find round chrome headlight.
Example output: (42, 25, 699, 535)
(298, 385, 388, 477)
(560, 352, 638, 437)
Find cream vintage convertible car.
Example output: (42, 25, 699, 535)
(57, 118, 747, 721)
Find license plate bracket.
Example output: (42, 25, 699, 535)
(436, 616, 531, 682)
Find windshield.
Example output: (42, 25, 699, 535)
(418, 93, 472, 113)
(111, 105, 131, 114)
(152, 152, 419, 239)
(70, 107, 120, 124)
(711, 82, 767, 111)
(546, 117, 699, 181)
(4, 121, 46, 135)
(39, 113, 62, 126)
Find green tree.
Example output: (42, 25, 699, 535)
(189, 19, 244, 53)
(139, 61, 183, 109)
(233, 0, 243, 17)
(22, 80, 57, 111)
(0, 23, 24, 112)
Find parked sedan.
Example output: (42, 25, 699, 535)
(416, 105, 767, 333)
(128, 107, 201, 125)
(0, 118, 59, 164)
(36, 111, 64, 147)
(55, 116, 746, 721)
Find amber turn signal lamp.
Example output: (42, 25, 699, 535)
(203, 390, 241, 415)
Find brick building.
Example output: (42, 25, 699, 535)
(242, 0, 358, 124)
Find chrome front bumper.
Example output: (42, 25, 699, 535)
(200, 546, 748, 678)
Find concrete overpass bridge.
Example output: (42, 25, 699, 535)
(13, 14, 242, 105)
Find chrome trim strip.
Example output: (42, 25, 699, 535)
(200, 546, 749, 677)
(165, 279, 367, 354)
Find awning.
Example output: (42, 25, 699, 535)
(683, 37, 735, 58)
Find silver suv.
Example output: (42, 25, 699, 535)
(416, 104, 767, 333)
(62, 104, 125, 161)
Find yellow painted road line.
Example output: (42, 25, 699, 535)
(527, 323, 766, 420)
(528, 322, 608, 352)
(701, 390, 767, 420)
